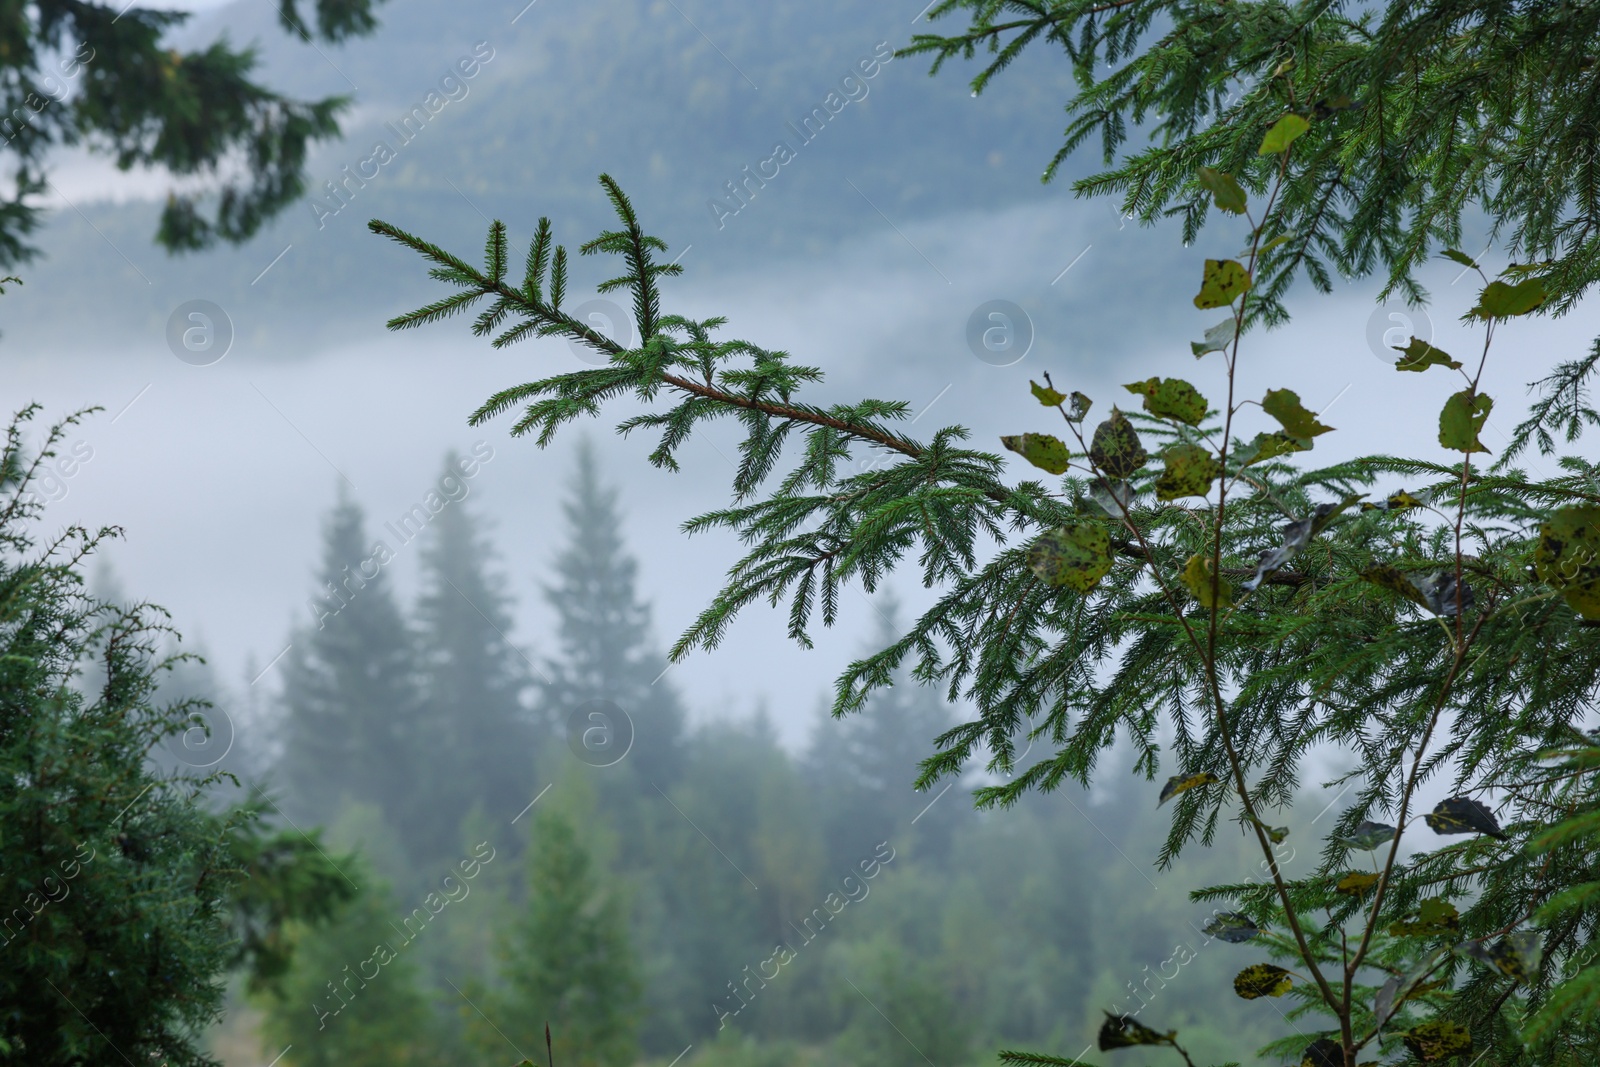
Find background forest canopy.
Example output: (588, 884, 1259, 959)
(3, 2, 1600, 1067)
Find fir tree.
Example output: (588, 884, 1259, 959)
(0, 405, 354, 1065)
(0, 0, 385, 264)
(259, 869, 446, 1067)
(475, 804, 641, 1067)
(277, 486, 427, 857)
(538, 438, 686, 786)
(414, 450, 539, 856)
(375, 160, 1600, 1066)
(805, 592, 965, 868)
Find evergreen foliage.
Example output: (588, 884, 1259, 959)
(414, 451, 540, 851)
(905, 0, 1600, 325)
(259, 864, 447, 1067)
(473, 804, 641, 1067)
(372, 141, 1600, 1065)
(0, 0, 385, 264)
(278, 487, 429, 861)
(0, 405, 354, 1065)
(538, 438, 686, 785)
(804, 594, 966, 869)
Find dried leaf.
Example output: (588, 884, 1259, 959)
(1089, 408, 1148, 478)
(1068, 391, 1093, 422)
(1001, 433, 1072, 475)
(1124, 377, 1208, 426)
(1158, 771, 1220, 806)
(1438, 390, 1492, 453)
(1155, 444, 1221, 501)
(1028, 524, 1114, 594)
(1424, 796, 1507, 839)
(1194, 259, 1252, 309)
(1233, 963, 1293, 999)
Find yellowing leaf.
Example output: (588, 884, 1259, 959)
(1459, 931, 1542, 981)
(1402, 1020, 1472, 1062)
(1393, 337, 1463, 373)
(1182, 553, 1233, 609)
(1197, 166, 1248, 214)
(1299, 1038, 1343, 1067)
(1158, 771, 1219, 806)
(1438, 390, 1492, 453)
(1233, 963, 1293, 999)
(1029, 379, 1066, 407)
(1089, 408, 1148, 478)
(1000, 433, 1071, 475)
(1194, 259, 1252, 309)
(1389, 898, 1460, 938)
(1534, 506, 1600, 619)
(1335, 870, 1380, 895)
(1259, 113, 1310, 154)
(1028, 523, 1113, 593)
(1156, 443, 1221, 501)
(1262, 388, 1334, 441)
(1361, 491, 1423, 512)
(1471, 277, 1547, 319)
(1124, 377, 1209, 426)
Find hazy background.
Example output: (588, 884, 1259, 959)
(4, 1, 1597, 1063)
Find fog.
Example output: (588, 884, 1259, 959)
(5, 2, 1597, 1064)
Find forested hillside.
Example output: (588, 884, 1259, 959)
(183, 442, 1300, 1066)
(3, 0, 1080, 354)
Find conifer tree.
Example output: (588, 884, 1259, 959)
(538, 438, 685, 785)
(278, 487, 427, 854)
(259, 869, 446, 1067)
(374, 159, 1600, 1066)
(806, 593, 965, 868)
(414, 450, 539, 856)
(475, 804, 641, 1067)
(0, 0, 386, 264)
(0, 405, 354, 1065)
